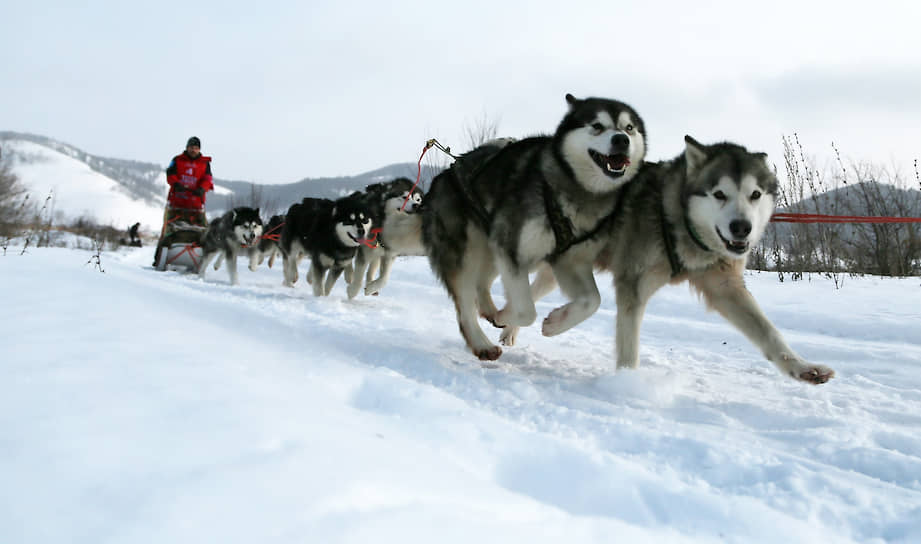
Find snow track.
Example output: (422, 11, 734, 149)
(2, 247, 919, 543)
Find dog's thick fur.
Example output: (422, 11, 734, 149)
(248, 214, 285, 271)
(280, 194, 373, 296)
(198, 207, 263, 285)
(503, 136, 835, 384)
(346, 177, 425, 299)
(422, 95, 647, 360)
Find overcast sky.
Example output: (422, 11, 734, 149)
(3, 0, 920, 184)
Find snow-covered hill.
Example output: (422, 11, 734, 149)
(1, 246, 919, 543)
(1, 138, 168, 231)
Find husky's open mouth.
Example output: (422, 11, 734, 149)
(348, 232, 373, 245)
(716, 228, 749, 254)
(589, 149, 630, 178)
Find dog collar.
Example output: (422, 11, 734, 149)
(660, 202, 683, 277)
(660, 201, 712, 277)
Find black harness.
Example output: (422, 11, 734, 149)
(542, 178, 632, 262)
(659, 199, 712, 277)
(446, 158, 493, 231)
(447, 149, 635, 263)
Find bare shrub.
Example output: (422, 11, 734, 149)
(227, 183, 281, 217)
(754, 135, 921, 281)
(0, 155, 32, 240)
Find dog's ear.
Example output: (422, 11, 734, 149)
(752, 152, 777, 176)
(232, 209, 237, 221)
(565, 93, 580, 111)
(331, 205, 337, 217)
(684, 135, 708, 177)
(255, 207, 260, 218)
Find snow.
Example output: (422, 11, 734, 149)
(1, 246, 920, 543)
(4, 140, 165, 231)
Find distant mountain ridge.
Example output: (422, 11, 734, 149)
(0, 131, 442, 218)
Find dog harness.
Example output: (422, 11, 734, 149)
(542, 178, 633, 263)
(659, 199, 712, 277)
(446, 156, 493, 231)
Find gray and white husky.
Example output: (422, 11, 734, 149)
(346, 177, 425, 299)
(503, 136, 834, 384)
(422, 94, 647, 360)
(198, 207, 263, 285)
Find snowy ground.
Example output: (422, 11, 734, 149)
(2, 246, 920, 543)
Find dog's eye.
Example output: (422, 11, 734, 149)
(713, 190, 727, 201)
(751, 190, 762, 200)
(591, 122, 605, 133)
(624, 124, 635, 134)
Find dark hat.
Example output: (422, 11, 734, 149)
(186, 136, 201, 148)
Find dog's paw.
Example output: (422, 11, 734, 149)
(494, 306, 536, 328)
(365, 280, 383, 296)
(793, 365, 835, 385)
(541, 307, 570, 337)
(474, 345, 502, 361)
(499, 326, 518, 346)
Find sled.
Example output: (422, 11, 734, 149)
(156, 240, 204, 272)
(154, 209, 208, 272)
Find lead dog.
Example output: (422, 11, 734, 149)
(422, 94, 647, 360)
(502, 136, 835, 384)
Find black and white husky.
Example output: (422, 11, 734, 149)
(280, 194, 373, 296)
(198, 207, 263, 285)
(422, 94, 647, 360)
(503, 136, 835, 384)
(346, 177, 425, 299)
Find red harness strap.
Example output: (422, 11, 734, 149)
(359, 227, 383, 249)
(165, 242, 201, 268)
(401, 138, 456, 211)
(401, 143, 432, 212)
(771, 213, 921, 224)
(260, 221, 285, 242)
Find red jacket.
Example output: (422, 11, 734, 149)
(166, 152, 214, 209)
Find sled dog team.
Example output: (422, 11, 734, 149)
(195, 94, 835, 385)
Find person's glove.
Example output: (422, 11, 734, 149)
(172, 184, 187, 192)
(193, 187, 205, 197)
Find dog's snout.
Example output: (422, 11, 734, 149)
(729, 219, 752, 238)
(611, 132, 630, 151)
